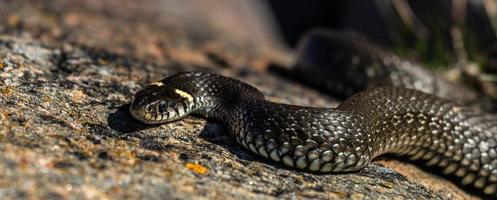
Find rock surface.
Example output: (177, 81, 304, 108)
(0, 0, 481, 199)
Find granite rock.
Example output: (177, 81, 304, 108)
(0, 0, 481, 199)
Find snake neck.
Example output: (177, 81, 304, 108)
(181, 72, 264, 121)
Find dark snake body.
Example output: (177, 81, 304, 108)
(293, 30, 481, 106)
(130, 71, 497, 196)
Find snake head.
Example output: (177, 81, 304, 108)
(130, 81, 194, 124)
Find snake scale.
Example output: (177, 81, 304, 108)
(130, 71, 497, 197)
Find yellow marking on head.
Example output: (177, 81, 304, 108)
(175, 89, 194, 101)
(149, 81, 164, 86)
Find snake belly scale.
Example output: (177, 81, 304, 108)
(129, 71, 497, 196)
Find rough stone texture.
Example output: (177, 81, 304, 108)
(0, 1, 482, 199)
(0, 0, 290, 69)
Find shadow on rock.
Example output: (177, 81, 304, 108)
(198, 122, 260, 162)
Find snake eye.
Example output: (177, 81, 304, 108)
(158, 101, 168, 113)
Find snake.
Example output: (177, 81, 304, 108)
(129, 71, 497, 197)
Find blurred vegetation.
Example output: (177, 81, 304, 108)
(378, 0, 497, 98)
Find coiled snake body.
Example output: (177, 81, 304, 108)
(130, 71, 497, 196)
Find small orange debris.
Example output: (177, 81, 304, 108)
(7, 15, 19, 26)
(185, 162, 208, 175)
(1, 87, 13, 98)
(0, 62, 4, 69)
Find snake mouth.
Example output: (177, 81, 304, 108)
(129, 102, 164, 124)
(129, 100, 190, 124)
